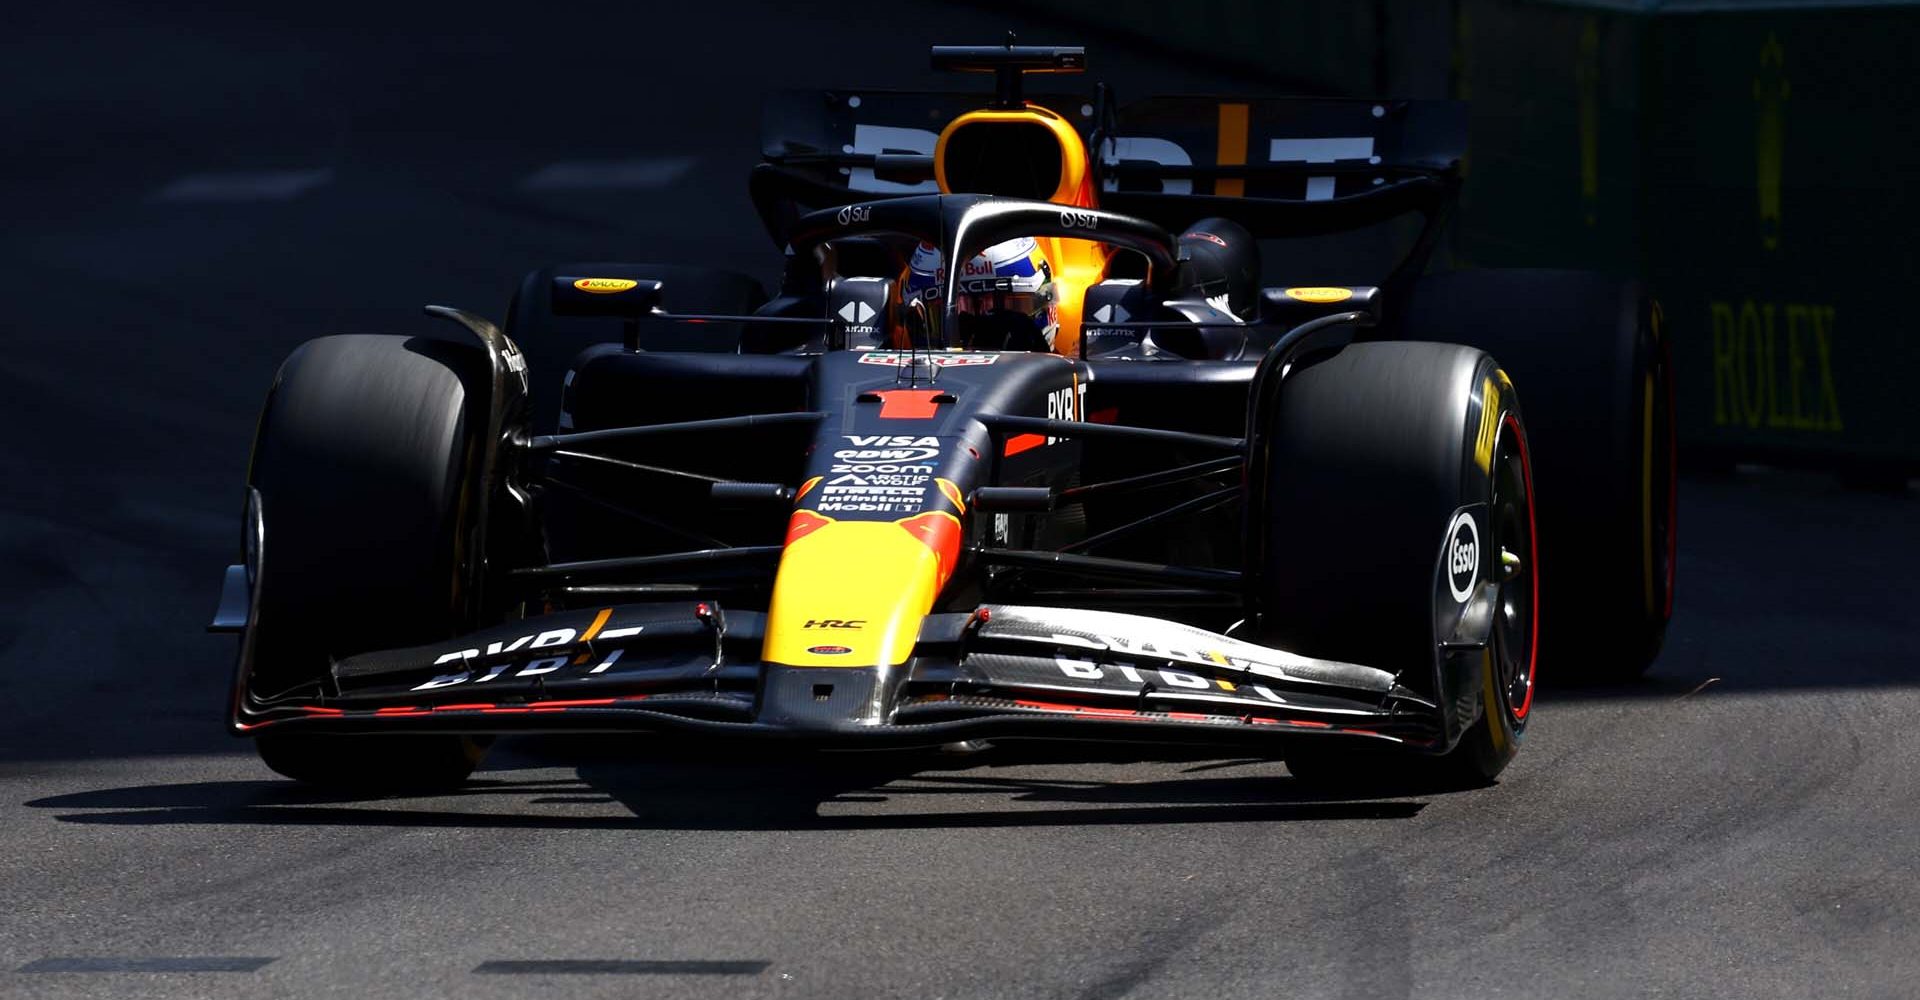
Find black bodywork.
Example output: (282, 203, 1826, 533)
(217, 50, 1509, 758)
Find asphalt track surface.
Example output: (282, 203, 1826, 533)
(4, 3, 1919, 998)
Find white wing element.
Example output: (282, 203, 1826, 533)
(975, 605, 1396, 694)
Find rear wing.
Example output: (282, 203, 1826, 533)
(755, 88, 1466, 243)
(1096, 95, 1465, 237)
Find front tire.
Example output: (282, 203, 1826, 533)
(243, 333, 501, 791)
(1257, 341, 1538, 790)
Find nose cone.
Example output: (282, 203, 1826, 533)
(761, 510, 961, 668)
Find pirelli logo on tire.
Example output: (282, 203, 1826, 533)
(1473, 373, 1505, 473)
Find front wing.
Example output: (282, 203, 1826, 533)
(231, 602, 1445, 750)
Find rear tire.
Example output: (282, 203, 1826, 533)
(244, 333, 498, 790)
(1394, 270, 1674, 682)
(1258, 341, 1538, 790)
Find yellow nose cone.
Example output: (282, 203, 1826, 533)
(761, 512, 961, 668)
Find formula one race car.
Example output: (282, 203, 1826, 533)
(211, 43, 1675, 792)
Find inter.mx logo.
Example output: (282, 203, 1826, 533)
(837, 301, 877, 324)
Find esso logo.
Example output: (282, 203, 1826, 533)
(1060, 210, 1099, 230)
(1445, 511, 1479, 603)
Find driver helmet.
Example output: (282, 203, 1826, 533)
(901, 238, 1057, 350)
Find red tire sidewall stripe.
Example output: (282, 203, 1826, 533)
(1504, 411, 1539, 722)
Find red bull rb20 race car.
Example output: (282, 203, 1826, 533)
(211, 44, 1676, 792)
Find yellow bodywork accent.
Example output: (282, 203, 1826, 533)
(762, 521, 943, 668)
(934, 103, 1108, 356)
(572, 608, 613, 665)
(1038, 236, 1107, 358)
(1214, 103, 1249, 197)
(1205, 651, 1234, 690)
(935, 105, 1091, 205)
(580, 607, 612, 642)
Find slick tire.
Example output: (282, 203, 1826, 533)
(1392, 270, 1675, 683)
(245, 333, 494, 790)
(1258, 341, 1539, 791)
(507, 262, 767, 431)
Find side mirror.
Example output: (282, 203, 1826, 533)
(551, 276, 663, 319)
(1258, 286, 1381, 328)
(551, 276, 663, 350)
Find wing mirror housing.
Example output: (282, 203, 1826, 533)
(551, 276, 664, 319)
(551, 276, 663, 349)
(1258, 286, 1381, 328)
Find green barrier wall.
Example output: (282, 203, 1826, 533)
(1459, 1, 1920, 471)
(1041, 0, 1920, 471)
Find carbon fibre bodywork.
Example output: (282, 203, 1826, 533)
(225, 333, 1499, 753)
(217, 47, 1536, 765)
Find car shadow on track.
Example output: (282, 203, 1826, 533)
(25, 740, 1426, 830)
